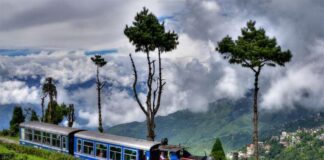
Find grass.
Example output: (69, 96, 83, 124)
(0, 143, 45, 160)
(0, 135, 19, 142)
(0, 139, 76, 160)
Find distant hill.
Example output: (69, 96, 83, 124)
(107, 94, 324, 155)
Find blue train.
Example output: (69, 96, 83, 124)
(19, 121, 208, 160)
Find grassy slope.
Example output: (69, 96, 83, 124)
(0, 137, 75, 160)
(0, 143, 45, 160)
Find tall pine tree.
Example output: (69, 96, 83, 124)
(217, 20, 292, 159)
(124, 7, 178, 141)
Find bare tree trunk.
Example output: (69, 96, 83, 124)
(68, 104, 75, 127)
(41, 96, 45, 122)
(253, 70, 260, 160)
(97, 66, 104, 133)
(48, 96, 53, 123)
(129, 53, 156, 141)
(145, 50, 155, 141)
(147, 113, 155, 141)
(129, 49, 166, 141)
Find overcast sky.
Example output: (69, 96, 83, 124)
(0, 0, 324, 128)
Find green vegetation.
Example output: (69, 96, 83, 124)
(263, 129, 324, 160)
(0, 141, 75, 160)
(9, 106, 25, 136)
(42, 77, 58, 124)
(217, 20, 292, 160)
(0, 135, 19, 142)
(211, 138, 226, 160)
(30, 110, 39, 121)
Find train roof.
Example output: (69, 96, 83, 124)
(20, 121, 82, 135)
(75, 130, 160, 151)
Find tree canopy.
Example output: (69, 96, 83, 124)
(30, 109, 39, 121)
(91, 55, 107, 67)
(211, 138, 226, 160)
(124, 7, 178, 54)
(217, 20, 292, 72)
(10, 106, 25, 135)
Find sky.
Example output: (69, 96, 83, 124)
(0, 0, 324, 129)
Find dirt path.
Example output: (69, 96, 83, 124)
(0, 137, 19, 144)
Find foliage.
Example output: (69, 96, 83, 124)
(211, 138, 226, 160)
(30, 110, 39, 121)
(124, 7, 178, 141)
(217, 20, 292, 69)
(44, 102, 67, 125)
(42, 77, 57, 123)
(263, 129, 324, 160)
(9, 106, 25, 136)
(91, 55, 107, 67)
(42, 77, 57, 102)
(0, 141, 75, 160)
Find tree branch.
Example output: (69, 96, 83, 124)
(129, 54, 148, 116)
(153, 50, 165, 115)
(243, 59, 257, 73)
(145, 50, 153, 114)
(152, 79, 159, 109)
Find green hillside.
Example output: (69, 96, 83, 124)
(107, 95, 324, 155)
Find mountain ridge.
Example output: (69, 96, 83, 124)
(107, 95, 324, 155)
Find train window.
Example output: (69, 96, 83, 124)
(83, 141, 94, 156)
(109, 146, 122, 160)
(52, 134, 61, 148)
(96, 143, 107, 158)
(124, 149, 137, 160)
(33, 130, 42, 143)
(25, 129, 33, 141)
(77, 139, 82, 153)
(62, 136, 67, 149)
(42, 132, 51, 145)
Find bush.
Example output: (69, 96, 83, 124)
(0, 129, 11, 136)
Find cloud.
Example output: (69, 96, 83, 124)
(261, 40, 324, 111)
(0, 80, 39, 104)
(0, 0, 184, 49)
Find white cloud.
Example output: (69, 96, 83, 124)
(202, 0, 220, 12)
(0, 80, 39, 104)
(261, 40, 324, 111)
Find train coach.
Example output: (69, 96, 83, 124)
(73, 130, 159, 159)
(19, 121, 209, 160)
(19, 121, 83, 154)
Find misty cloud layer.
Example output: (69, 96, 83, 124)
(1, 0, 324, 128)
